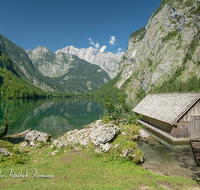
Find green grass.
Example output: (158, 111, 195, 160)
(0, 127, 199, 189)
(0, 147, 198, 189)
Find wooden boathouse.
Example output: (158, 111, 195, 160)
(133, 92, 200, 144)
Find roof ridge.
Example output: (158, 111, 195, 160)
(172, 96, 200, 125)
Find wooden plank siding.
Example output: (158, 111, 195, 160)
(141, 115, 173, 133)
(133, 92, 200, 143)
(139, 99, 200, 142)
(172, 121, 190, 139)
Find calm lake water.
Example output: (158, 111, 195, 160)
(138, 130, 200, 179)
(0, 98, 103, 139)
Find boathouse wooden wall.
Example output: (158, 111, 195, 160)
(140, 99, 200, 141)
(141, 115, 173, 133)
(172, 100, 200, 139)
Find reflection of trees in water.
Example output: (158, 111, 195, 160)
(32, 101, 55, 116)
(0, 99, 103, 138)
(38, 115, 75, 138)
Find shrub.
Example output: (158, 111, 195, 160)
(101, 92, 139, 125)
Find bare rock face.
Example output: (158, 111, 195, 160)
(26, 46, 111, 93)
(89, 123, 120, 146)
(25, 130, 51, 146)
(115, 0, 200, 101)
(52, 123, 120, 153)
(56, 46, 123, 79)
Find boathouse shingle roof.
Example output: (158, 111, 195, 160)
(133, 92, 200, 125)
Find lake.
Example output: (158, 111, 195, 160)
(0, 98, 103, 139)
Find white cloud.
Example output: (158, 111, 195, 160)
(88, 38, 100, 49)
(89, 38, 95, 46)
(100, 45, 107, 52)
(109, 36, 116, 46)
(116, 48, 124, 56)
(95, 42, 100, 49)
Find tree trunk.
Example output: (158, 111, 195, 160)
(0, 108, 12, 139)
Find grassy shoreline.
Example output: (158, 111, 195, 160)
(0, 124, 200, 189)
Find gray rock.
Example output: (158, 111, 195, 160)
(114, 144, 120, 149)
(20, 141, 28, 147)
(101, 143, 112, 152)
(52, 123, 119, 152)
(140, 157, 144, 163)
(79, 137, 90, 146)
(58, 141, 69, 149)
(51, 139, 61, 148)
(0, 148, 13, 156)
(121, 132, 129, 136)
(30, 141, 35, 146)
(25, 130, 40, 142)
(20, 128, 31, 135)
(89, 123, 120, 146)
(122, 148, 134, 157)
(25, 130, 51, 144)
(49, 150, 58, 156)
(95, 147, 102, 154)
(55, 46, 123, 79)
(37, 135, 48, 143)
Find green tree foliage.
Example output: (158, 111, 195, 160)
(136, 87, 146, 102)
(161, 31, 178, 43)
(130, 27, 146, 43)
(101, 92, 138, 125)
(151, 73, 200, 94)
(91, 72, 125, 98)
(0, 68, 46, 99)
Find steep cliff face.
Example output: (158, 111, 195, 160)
(115, 0, 200, 101)
(26, 46, 75, 78)
(56, 46, 122, 79)
(27, 46, 111, 93)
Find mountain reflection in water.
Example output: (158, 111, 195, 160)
(0, 99, 103, 139)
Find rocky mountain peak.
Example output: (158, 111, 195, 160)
(56, 46, 123, 79)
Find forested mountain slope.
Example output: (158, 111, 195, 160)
(0, 43, 46, 99)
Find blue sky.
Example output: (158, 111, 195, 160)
(1, 0, 161, 54)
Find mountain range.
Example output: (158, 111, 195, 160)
(56, 46, 122, 79)
(0, 0, 200, 99)
(0, 35, 120, 94)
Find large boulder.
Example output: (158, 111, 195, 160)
(25, 130, 51, 146)
(52, 123, 120, 150)
(89, 123, 120, 146)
